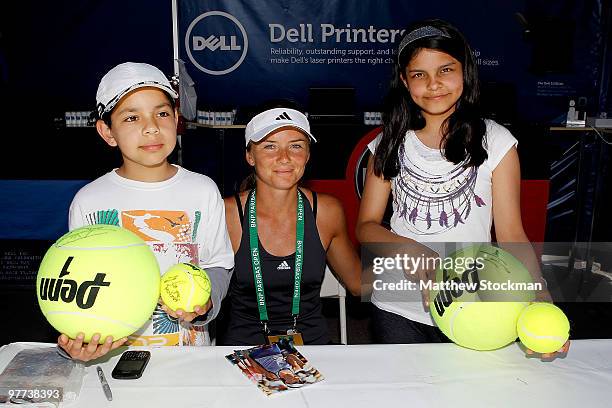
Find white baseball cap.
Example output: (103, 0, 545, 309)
(244, 108, 317, 147)
(95, 62, 179, 118)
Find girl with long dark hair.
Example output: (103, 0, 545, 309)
(356, 19, 568, 358)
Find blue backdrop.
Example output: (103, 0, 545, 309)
(179, 0, 606, 123)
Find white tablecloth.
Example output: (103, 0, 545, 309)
(1, 340, 611, 408)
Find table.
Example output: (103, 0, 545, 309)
(1, 340, 611, 408)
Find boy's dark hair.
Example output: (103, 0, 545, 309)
(96, 90, 177, 128)
(374, 19, 487, 179)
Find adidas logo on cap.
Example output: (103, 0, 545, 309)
(275, 111, 292, 121)
(277, 260, 291, 270)
(244, 107, 317, 146)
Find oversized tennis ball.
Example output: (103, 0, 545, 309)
(517, 303, 570, 353)
(476, 245, 536, 303)
(37, 225, 160, 344)
(439, 301, 528, 350)
(160, 263, 211, 312)
(430, 244, 530, 350)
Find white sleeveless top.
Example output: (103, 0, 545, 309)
(367, 119, 518, 325)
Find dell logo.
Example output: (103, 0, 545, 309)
(193, 35, 241, 51)
(186, 11, 249, 75)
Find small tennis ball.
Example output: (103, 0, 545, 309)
(517, 303, 570, 353)
(160, 263, 211, 312)
(37, 225, 160, 344)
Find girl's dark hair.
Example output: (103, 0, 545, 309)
(97, 90, 177, 128)
(374, 19, 487, 179)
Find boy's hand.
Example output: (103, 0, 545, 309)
(159, 298, 213, 322)
(57, 332, 127, 362)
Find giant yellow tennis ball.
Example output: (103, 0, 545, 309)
(476, 245, 536, 303)
(430, 244, 532, 350)
(160, 263, 211, 312)
(36, 225, 160, 344)
(517, 303, 570, 353)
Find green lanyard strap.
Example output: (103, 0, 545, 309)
(248, 189, 305, 328)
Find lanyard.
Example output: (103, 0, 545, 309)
(248, 189, 305, 329)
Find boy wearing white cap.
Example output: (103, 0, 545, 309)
(58, 62, 234, 361)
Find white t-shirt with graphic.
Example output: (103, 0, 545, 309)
(68, 165, 234, 345)
(367, 119, 518, 325)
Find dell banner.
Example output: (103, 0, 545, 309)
(179, 0, 602, 122)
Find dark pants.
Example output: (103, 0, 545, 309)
(372, 306, 450, 344)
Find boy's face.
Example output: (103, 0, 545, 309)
(97, 87, 178, 173)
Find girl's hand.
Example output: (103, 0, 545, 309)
(534, 287, 554, 302)
(414, 262, 437, 311)
(524, 340, 570, 361)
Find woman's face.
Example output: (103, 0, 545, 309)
(401, 48, 464, 121)
(246, 127, 310, 190)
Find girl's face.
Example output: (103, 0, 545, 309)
(246, 127, 310, 190)
(402, 48, 464, 121)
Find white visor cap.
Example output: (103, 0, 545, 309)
(244, 108, 317, 147)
